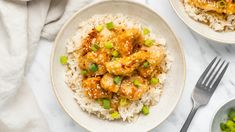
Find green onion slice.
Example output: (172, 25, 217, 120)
(95, 25, 103, 32)
(144, 39, 154, 47)
(114, 76, 122, 85)
(89, 63, 98, 72)
(143, 28, 150, 35)
(119, 98, 128, 106)
(104, 41, 113, 49)
(106, 22, 114, 30)
(81, 70, 88, 75)
(133, 80, 141, 88)
(143, 61, 150, 68)
(111, 111, 120, 119)
(103, 99, 110, 109)
(142, 105, 149, 115)
(91, 43, 100, 52)
(112, 50, 119, 57)
(60, 56, 67, 65)
(150, 78, 159, 85)
(217, 0, 226, 8)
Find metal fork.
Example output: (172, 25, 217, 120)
(180, 57, 229, 132)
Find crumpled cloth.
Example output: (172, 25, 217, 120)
(0, 0, 91, 131)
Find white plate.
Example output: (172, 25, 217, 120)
(169, 0, 235, 44)
(51, 0, 186, 131)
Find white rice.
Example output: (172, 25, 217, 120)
(183, 0, 235, 31)
(65, 14, 171, 122)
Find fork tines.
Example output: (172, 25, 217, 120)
(196, 57, 229, 91)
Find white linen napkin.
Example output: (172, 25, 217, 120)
(0, 0, 68, 131)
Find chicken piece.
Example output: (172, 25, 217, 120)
(96, 27, 114, 43)
(80, 29, 98, 55)
(112, 28, 142, 56)
(79, 51, 109, 76)
(187, 0, 235, 15)
(78, 55, 92, 70)
(86, 51, 111, 65)
(95, 64, 107, 76)
(100, 73, 120, 93)
(138, 66, 156, 78)
(138, 46, 165, 78)
(79, 58, 106, 76)
(119, 76, 149, 101)
(106, 51, 150, 76)
(82, 77, 112, 99)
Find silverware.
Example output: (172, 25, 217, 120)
(180, 57, 229, 132)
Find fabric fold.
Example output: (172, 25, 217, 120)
(41, 0, 93, 40)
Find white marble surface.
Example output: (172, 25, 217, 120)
(26, 0, 235, 132)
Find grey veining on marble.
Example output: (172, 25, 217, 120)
(26, 0, 235, 132)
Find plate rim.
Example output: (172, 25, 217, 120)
(50, 0, 186, 131)
(168, 0, 235, 44)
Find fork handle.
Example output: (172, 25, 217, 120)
(180, 104, 200, 132)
